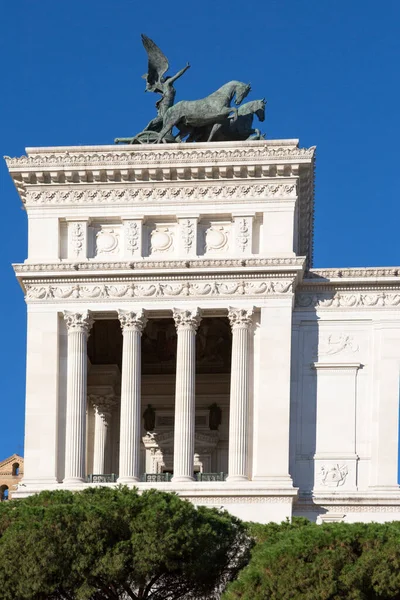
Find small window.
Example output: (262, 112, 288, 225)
(12, 463, 19, 476)
(0, 486, 8, 501)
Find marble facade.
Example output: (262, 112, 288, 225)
(6, 139, 400, 523)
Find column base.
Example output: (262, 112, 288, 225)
(63, 477, 86, 486)
(226, 475, 249, 483)
(117, 476, 140, 485)
(172, 475, 195, 483)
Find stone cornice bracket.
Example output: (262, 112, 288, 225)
(89, 394, 117, 419)
(172, 308, 202, 332)
(118, 309, 147, 333)
(228, 307, 254, 329)
(63, 310, 94, 334)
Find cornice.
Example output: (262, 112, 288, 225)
(14, 256, 306, 275)
(5, 140, 315, 171)
(306, 267, 400, 280)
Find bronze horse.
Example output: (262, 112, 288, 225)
(157, 80, 251, 143)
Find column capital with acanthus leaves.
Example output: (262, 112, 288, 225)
(118, 309, 147, 333)
(63, 310, 94, 334)
(228, 307, 254, 330)
(173, 308, 202, 332)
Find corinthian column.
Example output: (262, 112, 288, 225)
(227, 307, 253, 482)
(172, 308, 202, 482)
(118, 309, 147, 483)
(90, 395, 117, 475)
(63, 311, 94, 485)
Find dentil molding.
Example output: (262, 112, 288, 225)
(14, 256, 306, 273)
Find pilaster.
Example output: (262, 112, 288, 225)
(252, 300, 295, 487)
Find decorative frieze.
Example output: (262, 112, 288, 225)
(25, 277, 294, 302)
(306, 267, 400, 280)
(296, 291, 400, 309)
(24, 182, 297, 206)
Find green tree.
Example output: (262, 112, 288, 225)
(223, 519, 400, 600)
(0, 487, 252, 600)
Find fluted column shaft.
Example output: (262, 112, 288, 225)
(90, 395, 116, 474)
(118, 310, 147, 483)
(63, 311, 94, 485)
(172, 308, 202, 482)
(227, 307, 253, 481)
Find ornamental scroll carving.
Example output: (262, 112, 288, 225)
(237, 218, 250, 252)
(181, 219, 195, 253)
(296, 291, 400, 309)
(25, 183, 297, 206)
(26, 278, 294, 302)
(69, 222, 85, 258)
(125, 221, 140, 255)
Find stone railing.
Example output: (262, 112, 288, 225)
(87, 474, 118, 483)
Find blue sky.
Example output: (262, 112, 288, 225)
(0, 0, 399, 460)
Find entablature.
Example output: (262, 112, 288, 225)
(296, 267, 400, 310)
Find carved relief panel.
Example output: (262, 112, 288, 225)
(145, 222, 176, 257)
(90, 224, 121, 260)
(200, 220, 231, 256)
(66, 219, 89, 260)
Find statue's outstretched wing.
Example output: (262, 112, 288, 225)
(141, 34, 169, 87)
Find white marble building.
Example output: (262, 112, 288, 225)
(5, 139, 400, 523)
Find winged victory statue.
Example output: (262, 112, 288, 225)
(115, 35, 265, 144)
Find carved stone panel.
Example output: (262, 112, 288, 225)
(67, 220, 89, 260)
(123, 219, 142, 258)
(146, 223, 176, 257)
(202, 221, 231, 256)
(91, 224, 121, 260)
(233, 216, 254, 256)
